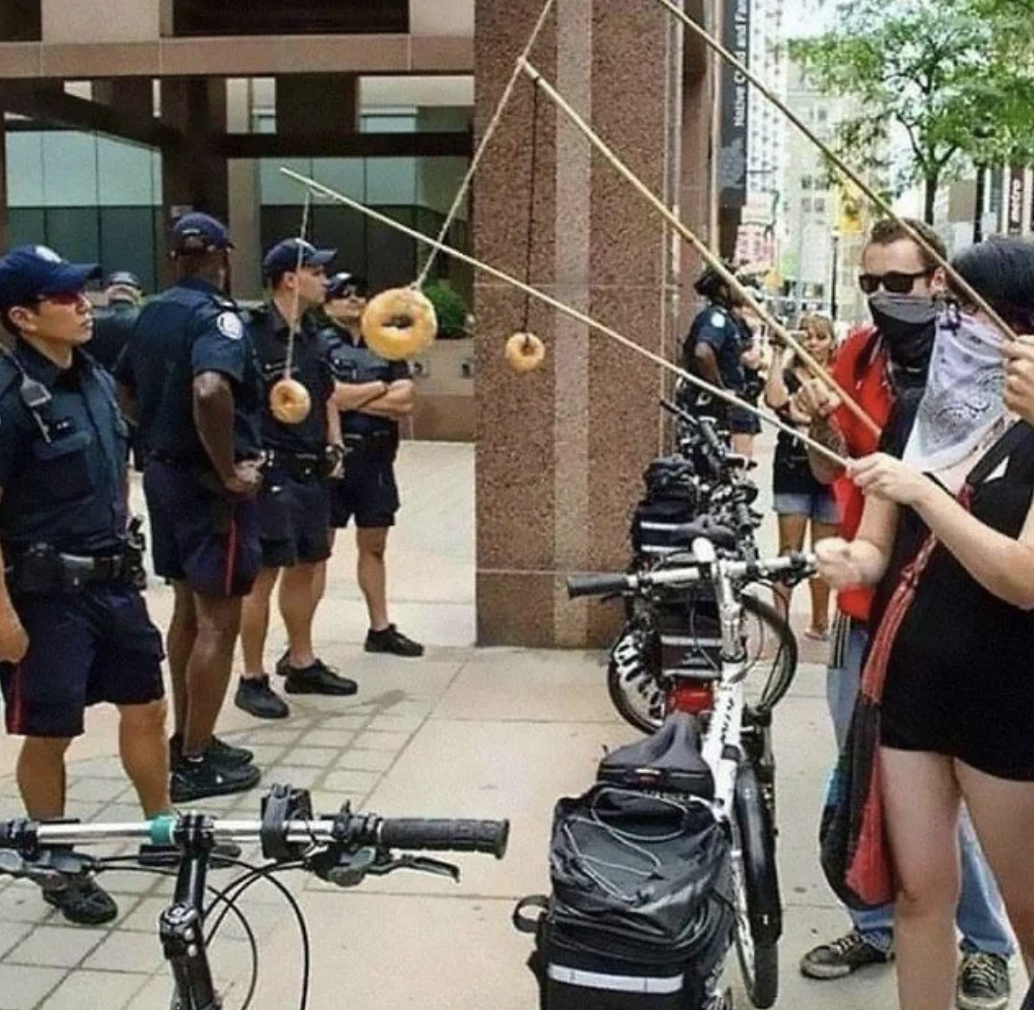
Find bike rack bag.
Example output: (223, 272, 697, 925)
(514, 779, 733, 1009)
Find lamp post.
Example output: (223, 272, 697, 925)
(830, 229, 840, 321)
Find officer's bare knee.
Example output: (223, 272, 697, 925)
(20, 736, 73, 760)
(118, 698, 168, 734)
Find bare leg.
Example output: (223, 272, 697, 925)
(117, 700, 171, 816)
(166, 581, 197, 737)
(882, 747, 961, 1010)
(807, 520, 838, 635)
(16, 737, 72, 818)
(182, 593, 243, 756)
(957, 760, 1034, 975)
(239, 568, 280, 680)
(279, 563, 320, 668)
(356, 527, 390, 631)
(773, 513, 807, 619)
(731, 433, 754, 459)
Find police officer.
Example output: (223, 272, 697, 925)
(90, 270, 143, 373)
(316, 272, 423, 658)
(0, 246, 169, 924)
(235, 240, 356, 721)
(117, 213, 263, 803)
(679, 264, 757, 455)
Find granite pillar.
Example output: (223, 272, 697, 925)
(159, 77, 229, 284)
(474, 0, 711, 646)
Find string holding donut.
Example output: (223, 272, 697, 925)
(268, 190, 314, 425)
(505, 80, 548, 376)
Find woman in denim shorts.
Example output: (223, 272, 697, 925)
(764, 313, 840, 638)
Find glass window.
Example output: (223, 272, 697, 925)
(0, 0, 41, 41)
(97, 137, 160, 207)
(814, 198, 827, 214)
(42, 133, 99, 207)
(5, 131, 45, 207)
(365, 157, 417, 206)
(801, 198, 813, 213)
(172, 0, 407, 36)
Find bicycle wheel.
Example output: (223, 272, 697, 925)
(730, 762, 781, 1009)
(607, 617, 665, 733)
(606, 595, 796, 735)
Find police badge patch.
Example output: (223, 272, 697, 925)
(217, 312, 243, 340)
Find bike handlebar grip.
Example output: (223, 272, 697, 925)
(378, 819, 510, 859)
(733, 501, 754, 533)
(697, 417, 726, 460)
(565, 573, 632, 598)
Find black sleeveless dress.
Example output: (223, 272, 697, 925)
(875, 421, 1034, 781)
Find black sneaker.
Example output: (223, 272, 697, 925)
(42, 878, 118, 925)
(365, 625, 424, 658)
(275, 650, 341, 678)
(800, 930, 893, 979)
(170, 734, 254, 769)
(234, 676, 290, 720)
(137, 840, 243, 868)
(284, 659, 358, 696)
(170, 753, 262, 804)
(957, 952, 1010, 1010)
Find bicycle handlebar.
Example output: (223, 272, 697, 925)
(0, 811, 510, 860)
(567, 551, 816, 599)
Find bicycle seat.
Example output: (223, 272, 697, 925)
(597, 712, 715, 800)
(662, 519, 737, 550)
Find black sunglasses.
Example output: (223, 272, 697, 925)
(858, 269, 932, 295)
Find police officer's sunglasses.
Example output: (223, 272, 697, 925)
(858, 269, 932, 295)
(335, 285, 365, 299)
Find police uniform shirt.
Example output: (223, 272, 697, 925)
(685, 305, 746, 392)
(89, 300, 139, 373)
(246, 304, 334, 456)
(0, 342, 128, 553)
(116, 278, 262, 465)
(323, 325, 411, 442)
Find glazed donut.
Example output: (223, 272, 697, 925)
(269, 377, 311, 424)
(505, 332, 546, 373)
(361, 288, 438, 361)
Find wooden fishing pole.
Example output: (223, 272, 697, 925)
(279, 167, 850, 468)
(520, 58, 881, 438)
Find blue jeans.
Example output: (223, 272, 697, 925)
(825, 618, 1014, 957)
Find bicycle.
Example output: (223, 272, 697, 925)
(567, 531, 814, 1009)
(0, 785, 509, 1010)
(615, 403, 797, 737)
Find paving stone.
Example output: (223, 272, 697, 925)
(332, 749, 396, 773)
(263, 766, 323, 789)
(66, 777, 133, 804)
(274, 746, 341, 768)
(4, 924, 108, 967)
(33, 969, 151, 1010)
(295, 730, 356, 749)
(0, 964, 65, 1009)
(0, 920, 33, 959)
(81, 929, 166, 974)
(0, 882, 53, 923)
(351, 731, 411, 752)
(321, 770, 381, 794)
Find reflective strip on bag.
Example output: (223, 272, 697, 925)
(547, 964, 684, 994)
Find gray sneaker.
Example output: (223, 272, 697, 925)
(957, 953, 1010, 1010)
(800, 930, 893, 979)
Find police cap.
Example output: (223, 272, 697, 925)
(0, 245, 102, 315)
(105, 270, 143, 292)
(325, 271, 368, 299)
(263, 239, 337, 285)
(171, 213, 234, 255)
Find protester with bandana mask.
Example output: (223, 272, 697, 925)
(816, 236, 1034, 1010)
(793, 221, 1014, 1010)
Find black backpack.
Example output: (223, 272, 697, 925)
(515, 716, 734, 1009)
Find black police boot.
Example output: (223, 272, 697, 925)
(275, 649, 340, 678)
(170, 752, 262, 804)
(170, 733, 254, 770)
(365, 624, 425, 658)
(42, 878, 119, 925)
(234, 676, 290, 720)
(283, 659, 358, 696)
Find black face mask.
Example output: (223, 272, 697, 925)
(868, 290, 937, 373)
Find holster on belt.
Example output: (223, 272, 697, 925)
(7, 544, 134, 594)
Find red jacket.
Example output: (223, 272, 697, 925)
(828, 325, 894, 622)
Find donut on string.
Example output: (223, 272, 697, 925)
(269, 377, 311, 424)
(506, 331, 546, 373)
(361, 288, 438, 361)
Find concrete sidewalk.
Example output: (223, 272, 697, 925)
(0, 441, 1021, 1009)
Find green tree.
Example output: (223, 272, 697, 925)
(790, 0, 1034, 223)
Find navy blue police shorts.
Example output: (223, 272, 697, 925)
(727, 405, 761, 436)
(256, 470, 331, 568)
(329, 456, 400, 530)
(144, 460, 262, 599)
(0, 584, 165, 738)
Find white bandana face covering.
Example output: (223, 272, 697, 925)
(902, 309, 1007, 473)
